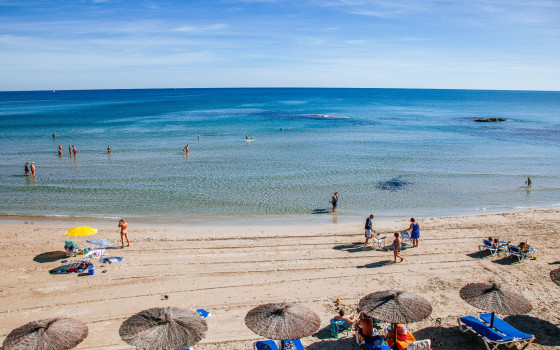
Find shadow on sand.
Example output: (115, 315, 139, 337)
(466, 251, 494, 259)
(490, 257, 520, 265)
(503, 315, 560, 346)
(33, 251, 66, 263)
(307, 327, 355, 349)
(333, 242, 371, 253)
(414, 325, 481, 350)
(357, 260, 393, 269)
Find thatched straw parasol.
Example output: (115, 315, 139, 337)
(359, 290, 432, 350)
(460, 282, 532, 328)
(551, 268, 560, 287)
(2, 317, 88, 350)
(245, 301, 320, 349)
(119, 307, 207, 350)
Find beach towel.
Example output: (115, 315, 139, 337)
(99, 256, 123, 264)
(49, 259, 91, 274)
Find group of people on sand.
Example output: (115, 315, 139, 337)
(487, 236, 532, 255)
(335, 309, 416, 350)
(364, 214, 421, 263)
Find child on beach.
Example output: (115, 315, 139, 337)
(392, 232, 404, 263)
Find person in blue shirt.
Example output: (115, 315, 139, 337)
(364, 214, 374, 245)
(404, 217, 420, 247)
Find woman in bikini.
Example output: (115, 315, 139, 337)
(119, 219, 130, 248)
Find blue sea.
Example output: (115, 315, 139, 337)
(1, 88, 559, 223)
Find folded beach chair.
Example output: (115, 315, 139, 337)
(400, 231, 412, 246)
(505, 244, 535, 262)
(330, 319, 350, 338)
(196, 308, 212, 319)
(253, 340, 279, 350)
(479, 240, 506, 256)
(405, 339, 431, 350)
(458, 315, 516, 350)
(282, 339, 304, 350)
(478, 313, 534, 348)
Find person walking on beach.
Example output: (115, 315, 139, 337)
(403, 217, 420, 247)
(30, 162, 35, 175)
(24, 163, 30, 175)
(118, 218, 130, 248)
(526, 177, 532, 188)
(364, 214, 374, 246)
(330, 192, 338, 212)
(392, 232, 404, 263)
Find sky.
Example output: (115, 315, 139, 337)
(0, 0, 559, 91)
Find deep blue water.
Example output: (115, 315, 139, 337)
(1, 88, 559, 222)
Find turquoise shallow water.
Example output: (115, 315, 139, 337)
(1, 88, 559, 222)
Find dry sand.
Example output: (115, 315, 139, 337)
(0, 209, 559, 349)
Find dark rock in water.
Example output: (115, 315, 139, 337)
(474, 117, 507, 122)
(376, 177, 410, 191)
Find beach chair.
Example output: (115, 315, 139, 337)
(373, 235, 387, 251)
(505, 244, 535, 262)
(400, 231, 412, 246)
(478, 313, 534, 348)
(253, 340, 279, 350)
(458, 315, 516, 350)
(479, 240, 506, 256)
(330, 319, 351, 338)
(196, 308, 212, 319)
(282, 339, 304, 350)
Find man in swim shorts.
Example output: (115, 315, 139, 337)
(364, 214, 374, 245)
(24, 163, 30, 175)
(331, 192, 338, 212)
(118, 218, 130, 248)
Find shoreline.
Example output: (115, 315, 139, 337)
(1, 203, 558, 227)
(1, 208, 559, 349)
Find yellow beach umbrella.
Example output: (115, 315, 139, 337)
(66, 226, 97, 237)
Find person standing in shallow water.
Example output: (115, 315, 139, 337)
(24, 163, 30, 175)
(118, 219, 130, 248)
(526, 177, 532, 188)
(330, 192, 338, 212)
(30, 162, 35, 175)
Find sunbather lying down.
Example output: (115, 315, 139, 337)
(334, 309, 356, 325)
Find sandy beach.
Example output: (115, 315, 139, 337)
(0, 209, 559, 349)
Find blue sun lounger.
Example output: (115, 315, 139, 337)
(505, 245, 535, 262)
(479, 240, 507, 256)
(479, 313, 534, 348)
(330, 319, 351, 338)
(253, 340, 279, 350)
(458, 316, 517, 350)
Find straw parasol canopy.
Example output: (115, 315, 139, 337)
(551, 268, 560, 287)
(2, 317, 88, 350)
(460, 282, 532, 315)
(245, 301, 321, 341)
(358, 290, 433, 324)
(119, 307, 207, 350)
(460, 282, 532, 328)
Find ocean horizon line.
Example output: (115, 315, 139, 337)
(2, 86, 560, 93)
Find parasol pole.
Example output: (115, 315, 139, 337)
(490, 312, 495, 328)
(392, 323, 398, 350)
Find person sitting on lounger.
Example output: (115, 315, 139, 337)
(385, 324, 416, 350)
(354, 312, 382, 343)
(334, 309, 356, 325)
(518, 241, 531, 253)
(493, 238, 506, 249)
